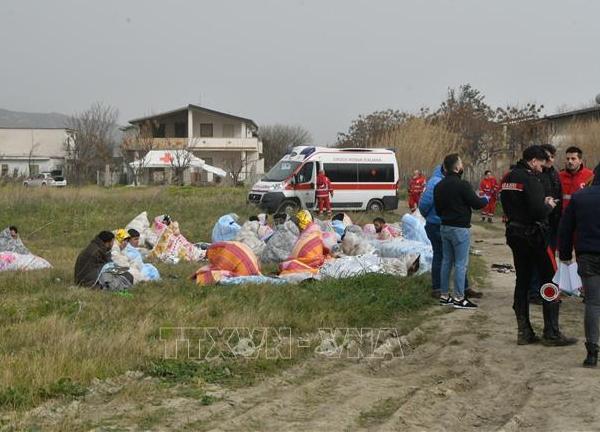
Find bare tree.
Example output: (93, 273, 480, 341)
(260, 124, 312, 170)
(336, 109, 414, 148)
(220, 155, 252, 186)
(65, 102, 119, 185)
(169, 149, 193, 186)
(121, 120, 156, 185)
(27, 143, 40, 177)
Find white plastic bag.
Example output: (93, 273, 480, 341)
(552, 262, 582, 297)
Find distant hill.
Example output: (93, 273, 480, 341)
(0, 108, 71, 129)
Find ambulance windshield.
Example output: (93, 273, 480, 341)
(262, 161, 301, 182)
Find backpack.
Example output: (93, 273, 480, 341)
(97, 267, 134, 291)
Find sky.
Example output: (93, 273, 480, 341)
(1, 0, 599, 144)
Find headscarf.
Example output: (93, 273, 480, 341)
(115, 229, 131, 243)
(295, 210, 313, 231)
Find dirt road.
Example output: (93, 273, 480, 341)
(12, 225, 599, 431)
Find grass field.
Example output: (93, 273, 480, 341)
(0, 185, 437, 414)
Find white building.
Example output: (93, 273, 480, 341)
(0, 127, 74, 177)
(126, 104, 264, 183)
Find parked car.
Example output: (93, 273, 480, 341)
(23, 173, 67, 187)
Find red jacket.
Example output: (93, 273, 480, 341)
(408, 175, 426, 195)
(559, 166, 594, 210)
(316, 173, 332, 198)
(479, 177, 499, 198)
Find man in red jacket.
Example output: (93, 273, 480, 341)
(408, 170, 426, 212)
(559, 146, 594, 212)
(316, 169, 333, 216)
(479, 170, 499, 223)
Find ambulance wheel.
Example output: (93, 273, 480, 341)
(277, 199, 300, 215)
(367, 199, 384, 212)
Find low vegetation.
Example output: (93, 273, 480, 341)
(0, 185, 435, 413)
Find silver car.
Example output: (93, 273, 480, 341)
(23, 173, 67, 187)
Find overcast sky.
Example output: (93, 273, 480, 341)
(1, 0, 599, 144)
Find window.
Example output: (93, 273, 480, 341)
(200, 123, 213, 137)
(29, 165, 39, 176)
(174, 122, 187, 138)
(153, 123, 166, 138)
(296, 163, 314, 183)
(358, 163, 395, 182)
(1, 164, 8, 177)
(323, 163, 358, 182)
(263, 161, 301, 182)
(12, 168, 18, 178)
(222, 124, 235, 138)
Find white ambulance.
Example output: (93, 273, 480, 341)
(248, 146, 400, 214)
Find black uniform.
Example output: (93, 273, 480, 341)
(501, 160, 563, 341)
(540, 166, 562, 248)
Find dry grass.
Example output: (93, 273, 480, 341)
(0, 185, 433, 413)
(371, 117, 463, 176)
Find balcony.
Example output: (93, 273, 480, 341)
(141, 137, 261, 152)
(188, 137, 261, 152)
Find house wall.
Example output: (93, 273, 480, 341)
(0, 128, 71, 176)
(0, 157, 64, 177)
(190, 111, 249, 138)
(0, 128, 70, 157)
(193, 150, 264, 181)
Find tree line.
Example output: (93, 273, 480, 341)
(335, 84, 547, 181)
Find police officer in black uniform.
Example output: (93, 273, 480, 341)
(501, 145, 577, 346)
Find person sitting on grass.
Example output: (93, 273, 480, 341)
(74, 231, 114, 287)
(8, 226, 18, 240)
(331, 213, 346, 241)
(112, 229, 160, 282)
(249, 214, 274, 241)
(373, 217, 399, 241)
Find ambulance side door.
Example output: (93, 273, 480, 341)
(293, 162, 316, 209)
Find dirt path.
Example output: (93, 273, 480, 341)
(11, 225, 599, 431)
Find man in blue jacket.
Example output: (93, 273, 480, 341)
(419, 164, 481, 299)
(559, 163, 600, 367)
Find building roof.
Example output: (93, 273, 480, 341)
(128, 104, 258, 129)
(545, 105, 600, 120)
(0, 126, 75, 131)
(0, 108, 72, 129)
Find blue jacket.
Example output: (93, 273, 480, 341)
(418, 165, 444, 225)
(558, 180, 600, 261)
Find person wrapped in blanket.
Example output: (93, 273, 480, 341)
(151, 214, 204, 263)
(279, 210, 330, 279)
(0, 226, 52, 272)
(249, 214, 274, 241)
(193, 241, 262, 285)
(111, 229, 160, 283)
(373, 217, 401, 241)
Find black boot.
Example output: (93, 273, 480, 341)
(583, 343, 598, 368)
(541, 302, 577, 347)
(516, 313, 539, 345)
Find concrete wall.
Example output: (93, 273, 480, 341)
(0, 157, 64, 177)
(0, 128, 71, 176)
(190, 111, 247, 138)
(193, 150, 264, 181)
(0, 128, 71, 157)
